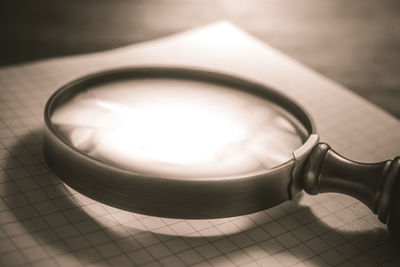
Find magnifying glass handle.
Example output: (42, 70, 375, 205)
(302, 143, 400, 238)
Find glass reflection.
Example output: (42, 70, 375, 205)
(51, 78, 304, 178)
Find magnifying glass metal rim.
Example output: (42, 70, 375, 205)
(43, 66, 319, 219)
(43, 66, 400, 240)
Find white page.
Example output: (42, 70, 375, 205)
(0, 21, 399, 267)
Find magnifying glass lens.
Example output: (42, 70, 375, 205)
(51, 78, 305, 178)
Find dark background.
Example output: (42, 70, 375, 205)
(1, 0, 399, 118)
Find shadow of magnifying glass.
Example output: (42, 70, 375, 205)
(2, 130, 399, 267)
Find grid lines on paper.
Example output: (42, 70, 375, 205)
(1, 28, 400, 266)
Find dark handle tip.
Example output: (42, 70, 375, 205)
(386, 157, 400, 238)
(302, 143, 400, 239)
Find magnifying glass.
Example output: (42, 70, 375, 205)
(43, 67, 400, 238)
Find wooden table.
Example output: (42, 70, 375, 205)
(1, 0, 399, 118)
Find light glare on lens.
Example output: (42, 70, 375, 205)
(51, 78, 303, 178)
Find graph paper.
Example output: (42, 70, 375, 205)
(1, 22, 400, 267)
